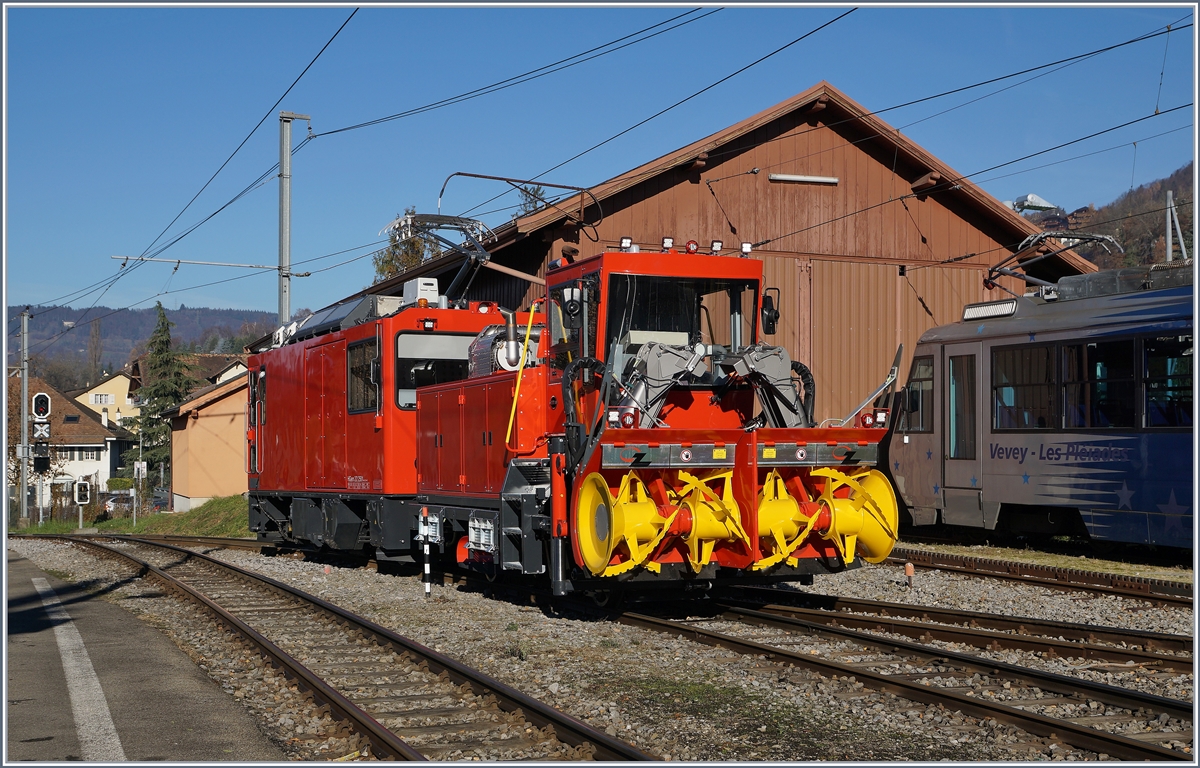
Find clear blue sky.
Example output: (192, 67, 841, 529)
(4, 4, 1195, 321)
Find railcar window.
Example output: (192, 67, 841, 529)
(395, 333, 473, 408)
(899, 356, 934, 432)
(992, 345, 1056, 430)
(548, 276, 600, 369)
(348, 339, 379, 413)
(1062, 340, 1135, 428)
(948, 355, 976, 459)
(248, 371, 257, 426)
(1144, 334, 1193, 428)
(257, 369, 265, 424)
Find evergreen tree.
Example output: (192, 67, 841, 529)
(515, 184, 546, 217)
(371, 206, 440, 283)
(122, 302, 200, 473)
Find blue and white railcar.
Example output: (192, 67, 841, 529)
(889, 260, 1193, 548)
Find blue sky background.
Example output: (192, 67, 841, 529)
(4, 4, 1196, 321)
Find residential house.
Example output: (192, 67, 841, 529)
(69, 370, 140, 428)
(8, 375, 136, 514)
(163, 372, 248, 512)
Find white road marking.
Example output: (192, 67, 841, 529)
(31, 577, 127, 761)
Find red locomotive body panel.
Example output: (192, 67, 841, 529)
(248, 302, 511, 498)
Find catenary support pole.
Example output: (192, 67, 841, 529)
(278, 111, 310, 326)
(20, 309, 30, 525)
(1166, 191, 1174, 262)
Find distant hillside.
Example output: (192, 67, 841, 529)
(1028, 162, 1193, 269)
(7, 304, 276, 374)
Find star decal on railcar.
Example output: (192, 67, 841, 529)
(933, 483, 940, 495)
(1114, 481, 1134, 510)
(1021, 473, 1030, 484)
(926, 449, 933, 460)
(971, 476, 978, 487)
(1157, 490, 1190, 516)
(1028, 332, 1037, 342)
(894, 460, 900, 471)
(977, 324, 985, 334)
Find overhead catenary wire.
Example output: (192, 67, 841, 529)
(313, 8, 718, 138)
(70, 9, 720, 283)
(459, 8, 858, 218)
(643, 21, 1193, 200)
(21, 11, 357, 358)
(139, 9, 357, 259)
(752, 104, 1192, 249)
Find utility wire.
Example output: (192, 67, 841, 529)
(667, 22, 1192, 194)
(753, 104, 1191, 248)
(63, 9, 716, 283)
(314, 8, 717, 138)
(460, 8, 857, 218)
(140, 9, 356, 259)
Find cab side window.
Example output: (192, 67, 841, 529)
(899, 356, 933, 432)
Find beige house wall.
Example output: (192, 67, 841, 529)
(170, 384, 246, 511)
(76, 374, 140, 427)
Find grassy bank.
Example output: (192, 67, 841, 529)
(10, 495, 252, 539)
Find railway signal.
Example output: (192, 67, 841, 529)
(32, 392, 50, 421)
(74, 481, 90, 505)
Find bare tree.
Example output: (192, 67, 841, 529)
(88, 318, 103, 385)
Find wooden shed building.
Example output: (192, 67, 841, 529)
(369, 81, 1094, 422)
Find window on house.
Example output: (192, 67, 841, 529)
(91, 393, 114, 405)
(82, 449, 98, 461)
(63, 414, 80, 424)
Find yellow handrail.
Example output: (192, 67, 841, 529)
(505, 303, 539, 450)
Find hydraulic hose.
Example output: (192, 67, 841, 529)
(791, 360, 815, 427)
(561, 356, 606, 471)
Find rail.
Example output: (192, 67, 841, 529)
(890, 546, 1193, 605)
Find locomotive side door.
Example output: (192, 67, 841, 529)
(305, 340, 348, 489)
(942, 342, 985, 526)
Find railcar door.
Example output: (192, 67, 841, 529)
(942, 342, 985, 526)
(305, 340, 348, 489)
(247, 367, 265, 475)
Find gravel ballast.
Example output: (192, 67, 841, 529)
(8, 538, 1194, 761)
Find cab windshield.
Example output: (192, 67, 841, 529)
(604, 275, 759, 353)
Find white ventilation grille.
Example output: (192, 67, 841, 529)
(468, 517, 496, 553)
(962, 299, 1017, 321)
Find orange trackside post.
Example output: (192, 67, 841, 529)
(551, 452, 567, 537)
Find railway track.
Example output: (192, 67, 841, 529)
(615, 608, 1193, 760)
(98, 535, 1194, 607)
(890, 547, 1193, 606)
(41, 535, 652, 762)
(722, 586, 1193, 665)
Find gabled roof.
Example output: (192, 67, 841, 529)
(162, 371, 247, 419)
(66, 370, 134, 400)
(364, 81, 1092, 297)
(7, 375, 135, 445)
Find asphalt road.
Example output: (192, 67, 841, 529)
(6, 551, 286, 762)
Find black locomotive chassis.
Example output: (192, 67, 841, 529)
(249, 456, 856, 595)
